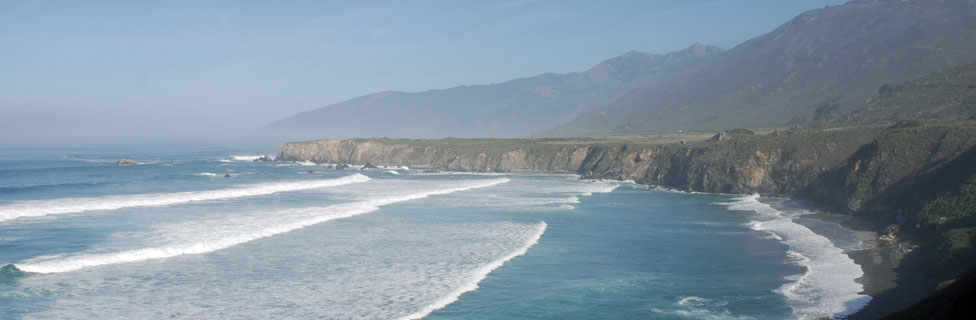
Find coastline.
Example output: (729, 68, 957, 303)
(793, 209, 925, 319)
(279, 138, 968, 320)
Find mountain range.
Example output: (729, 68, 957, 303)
(262, 0, 976, 140)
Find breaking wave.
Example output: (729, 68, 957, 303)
(11, 178, 510, 274)
(0, 174, 371, 223)
(400, 221, 546, 320)
(719, 194, 871, 319)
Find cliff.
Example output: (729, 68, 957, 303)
(278, 119, 976, 318)
(277, 138, 593, 173)
(277, 120, 976, 208)
(278, 125, 890, 197)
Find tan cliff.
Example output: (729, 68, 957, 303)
(277, 138, 592, 173)
(277, 124, 890, 197)
(278, 120, 976, 214)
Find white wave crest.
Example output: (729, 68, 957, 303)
(0, 174, 371, 223)
(13, 178, 510, 274)
(719, 194, 871, 319)
(400, 221, 546, 320)
(386, 170, 400, 175)
(296, 160, 316, 166)
(230, 155, 262, 161)
(194, 172, 219, 177)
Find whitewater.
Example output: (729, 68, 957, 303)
(0, 146, 871, 319)
(0, 174, 370, 222)
(719, 194, 872, 319)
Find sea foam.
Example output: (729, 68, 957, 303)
(0, 174, 371, 223)
(13, 178, 510, 274)
(719, 194, 871, 319)
(229, 155, 262, 161)
(400, 221, 546, 320)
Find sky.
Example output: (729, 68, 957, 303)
(0, 0, 847, 145)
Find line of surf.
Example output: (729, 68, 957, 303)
(12, 178, 510, 274)
(0, 174, 371, 223)
(400, 221, 547, 320)
(719, 194, 871, 319)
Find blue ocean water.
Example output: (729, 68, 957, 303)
(0, 146, 869, 319)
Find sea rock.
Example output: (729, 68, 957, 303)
(116, 159, 140, 166)
(224, 173, 232, 178)
(254, 155, 274, 162)
(362, 162, 378, 170)
(335, 163, 349, 170)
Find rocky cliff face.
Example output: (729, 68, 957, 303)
(278, 125, 887, 197)
(278, 120, 975, 220)
(277, 139, 592, 173)
(575, 127, 882, 195)
(800, 120, 976, 225)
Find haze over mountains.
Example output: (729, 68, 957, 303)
(261, 43, 723, 140)
(263, 0, 976, 140)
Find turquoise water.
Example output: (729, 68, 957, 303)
(0, 146, 868, 319)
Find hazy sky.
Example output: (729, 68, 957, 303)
(0, 0, 846, 144)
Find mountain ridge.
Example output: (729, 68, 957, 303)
(544, 0, 976, 136)
(259, 43, 723, 140)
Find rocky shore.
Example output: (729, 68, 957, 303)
(277, 118, 976, 318)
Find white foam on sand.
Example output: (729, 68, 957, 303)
(13, 178, 510, 274)
(0, 174, 371, 223)
(719, 194, 871, 319)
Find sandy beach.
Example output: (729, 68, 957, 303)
(799, 211, 929, 319)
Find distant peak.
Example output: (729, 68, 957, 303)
(666, 42, 723, 59)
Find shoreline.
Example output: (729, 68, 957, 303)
(286, 163, 917, 317)
(793, 209, 923, 319)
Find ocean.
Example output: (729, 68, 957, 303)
(0, 145, 870, 319)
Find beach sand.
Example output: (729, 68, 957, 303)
(799, 211, 928, 319)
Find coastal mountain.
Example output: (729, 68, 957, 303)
(264, 0, 976, 140)
(273, 61, 976, 318)
(259, 43, 722, 140)
(545, 0, 976, 136)
(843, 62, 976, 124)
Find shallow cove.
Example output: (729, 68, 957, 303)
(428, 187, 805, 319)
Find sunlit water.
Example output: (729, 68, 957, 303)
(0, 146, 869, 319)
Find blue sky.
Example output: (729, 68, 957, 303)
(0, 0, 846, 144)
